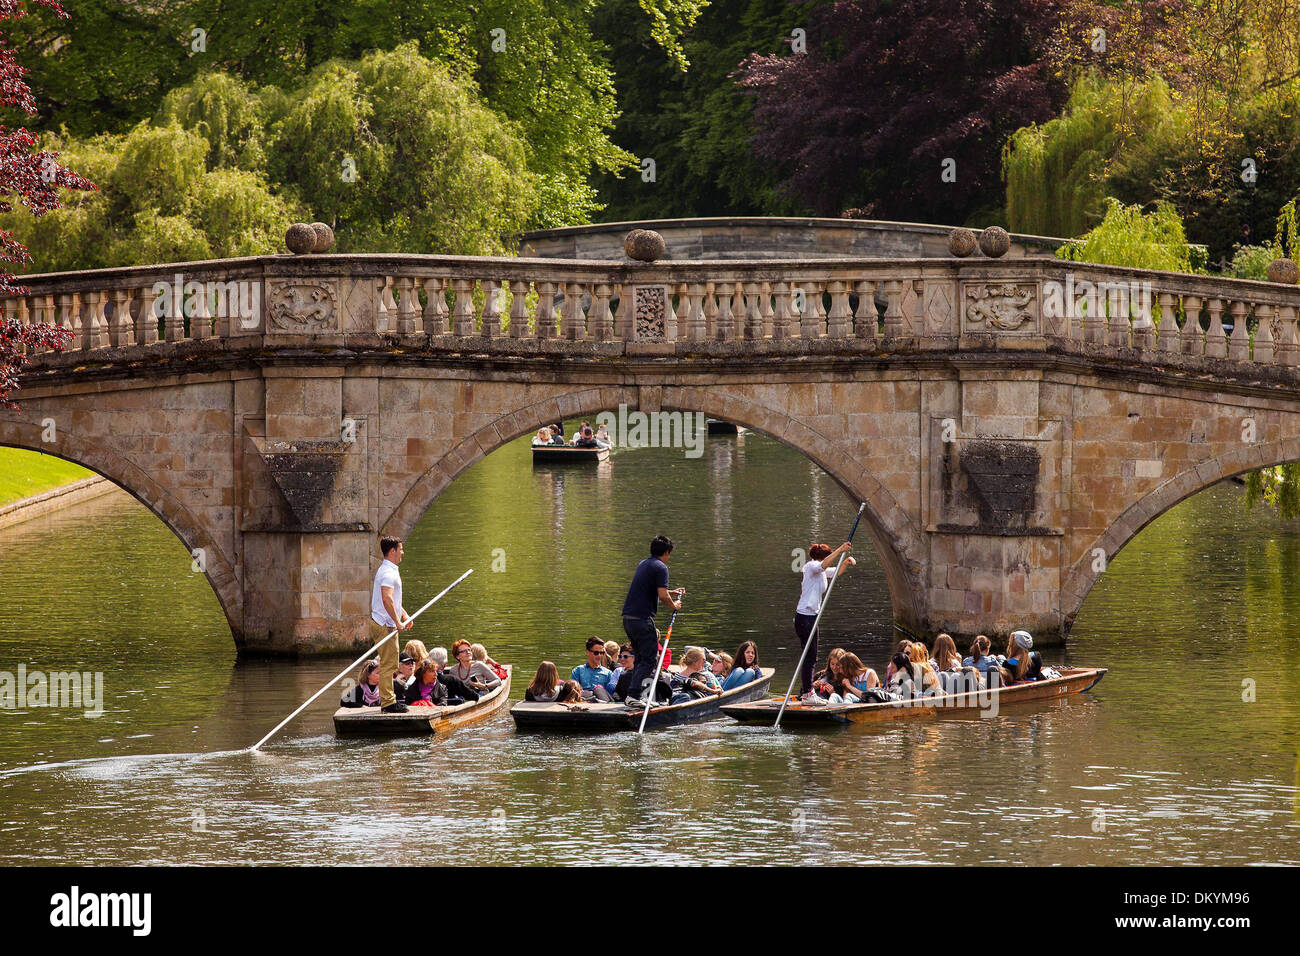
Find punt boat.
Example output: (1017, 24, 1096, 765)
(531, 444, 610, 463)
(721, 666, 1107, 726)
(333, 666, 512, 736)
(511, 666, 775, 732)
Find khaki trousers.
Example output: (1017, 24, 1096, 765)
(371, 619, 399, 708)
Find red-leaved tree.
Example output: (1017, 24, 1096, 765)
(737, 0, 1067, 223)
(0, 0, 94, 408)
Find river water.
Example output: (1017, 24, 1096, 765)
(0, 431, 1296, 865)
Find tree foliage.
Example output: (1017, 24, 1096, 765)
(736, 0, 1068, 223)
(1056, 197, 1196, 272)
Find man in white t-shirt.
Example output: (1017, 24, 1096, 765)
(794, 540, 856, 702)
(371, 537, 413, 712)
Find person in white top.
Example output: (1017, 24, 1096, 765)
(794, 540, 856, 703)
(371, 537, 413, 712)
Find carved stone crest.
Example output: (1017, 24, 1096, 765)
(634, 286, 666, 341)
(964, 282, 1035, 332)
(267, 280, 339, 333)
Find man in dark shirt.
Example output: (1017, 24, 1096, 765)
(620, 534, 684, 703)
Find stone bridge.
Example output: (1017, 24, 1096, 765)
(3, 244, 1300, 654)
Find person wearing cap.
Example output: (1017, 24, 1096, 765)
(371, 537, 412, 713)
(392, 652, 416, 699)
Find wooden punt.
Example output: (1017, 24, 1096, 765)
(531, 445, 610, 463)
(333, 666, 512, 736)
(511, 666, 775, 733)
(721, 666, 1106, 726)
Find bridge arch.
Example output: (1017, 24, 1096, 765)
(0, 417, 242, 636)
(381, 384, 927, 632)
(1062, 434, 1300, 628)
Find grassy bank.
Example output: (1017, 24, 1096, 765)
(0, 447, 94, 507)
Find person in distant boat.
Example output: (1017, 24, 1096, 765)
(826, 652, 878, 703)
(610, 646, 636, 701)
(403, 639, 429, 664)
(406, 661, 449, 707)
(594, 423, 613, 449)
(525, 661, 563, 702)
(573, 637, 614, 701)
(1003, 631, 1039, 682)
(721, 640, 762, 692)
(621, 535, 684, 704)
(812, 647, 847, 699)
(883, 639, 912, 685)
(602, 640, 621, 670)
(548, 424, 566, 446)
(450, 639, 501, 694)
(431, 646, 479, 701)
(471, 642, 506, 681)
(532, 427, 554, 446)
(930, 634, 963, 674)
(671, 647, 722, 702)
(340, 660, 382, 708)
(574, 425, 598, 448)
(555, 679, 584, 704)
(709, 651, 733, 683)
(963, 635, 997, 673)
(570, 420, 591, 444)
(794, 541, 856, 703)
(392, 652, 416, 700)
(371, 537, 412, 714)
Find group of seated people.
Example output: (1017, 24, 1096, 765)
(524, 637, 765, 707)
(531, 420, 613, 450)
(806, 629, 1058, 705)
(340, 639, 508, 709)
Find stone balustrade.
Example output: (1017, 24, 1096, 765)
(6, 254, 1300, 376)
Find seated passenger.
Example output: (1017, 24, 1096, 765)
(392, 652, 416, 699)
(431, 646, 479, 702)
(340, 659, 382, 708)
(403, 639, 430, 664)
(603, 640, 621, 670)
(670, 647, 722, 702)
(930, 633, 963, 673)
(882, 639, 913, 685)
(594, 423, 613, 449)
(827, 653, 879, 704)
(555, 679, 585, 704)
(574, 425, 599, 448)
(532, 427, 554, 446)
(449, 639, 502, 693)
(406, 661, 449, 707)
(571, 637, 614, 701)
(525, 661, 563, 702)
(1003, 630, 1035, 682)
(721, 640, 762, 691)
(471, 642, 507, 680)
(549, 425, 566, 445)
(963, 635, 997, 673)
(812, 648, 846, 698)
(570, 420, 592, 444)
(710, 651, 733, 683)
(605, 644, 634, 699)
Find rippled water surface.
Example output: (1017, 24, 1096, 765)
(0, 432, 1296, 864)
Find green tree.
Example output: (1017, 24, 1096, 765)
(1055, 197, 1196, 273)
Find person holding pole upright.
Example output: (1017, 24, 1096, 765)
(794, 541, 856, 703)
(621, 534, 684, 704)
(372, 537, 413, 713)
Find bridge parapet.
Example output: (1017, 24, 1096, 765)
(8, 255, 1300, 381)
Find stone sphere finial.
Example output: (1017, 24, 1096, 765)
(285, 222, 317, 255)
(978, 226, 1011, 258)
(624, 229, 667, 262)
(310, 222, 335, 253)
(948, 227, 978, 258)
(1267, 257, 1298, 284)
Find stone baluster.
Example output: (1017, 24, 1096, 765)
(393, 276, 418, 335)
(105, 288, 130, 347)
(10, 297, 27, 356)
(84, 291, 109, 349)
(378, 278, 399, 334)
(1278, 305, 1299, 367)
(1106, 290, 1129, 347)
(799, 281, 822, 340)
(680, 283, 706, 342)
(535, 281, 557, 339)
(759, 282, 775, 338)
(1253, 304, 1275, 364)
(159, 282, 182, 342)
(189, 283, 213, 341)
(1156, 293, 1179, 352)
(663, 285, 679, 341)
(726, 282, 744, 341)
(712, 282, 734, 342)
(1083, 288, 1104, 343)
(882, 280, 904, 338)
(771, 282, 795, 341)
(508, 280, 531, 338)
(741, 281, 763, 340)
(1227, 301, 1248, 361)
(479, 279, 502, 338)
(854, 280, 878, 342)
(1204, 298, 1226, 358)
(589, 283, 614, 340)
(703, 283, 719, 340)
(451, 279, 476, 336)
(1180, 295, 1202, 355)
(562, 282, 586, 340)
(613, 284, 634, 340)
(422, 277, 448, 336)
(826, 280, 851, 338)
